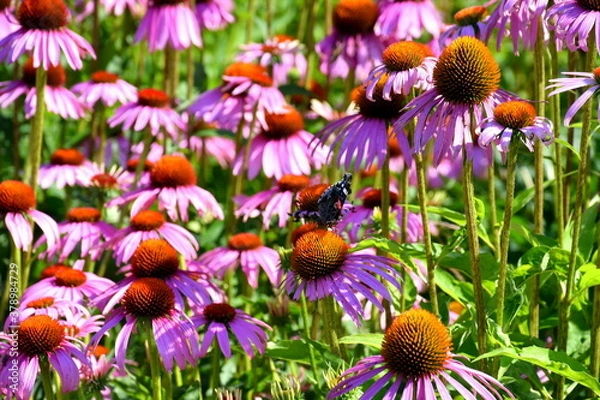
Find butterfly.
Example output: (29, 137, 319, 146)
(292, 173, 353, 227)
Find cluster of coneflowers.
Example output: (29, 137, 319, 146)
(0, 0, 600, 399)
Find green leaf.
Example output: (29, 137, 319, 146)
(338, 334, 384, 350)
(555, 138, 581, 161)
(571, 263, 600, 301)
(542, 248, 572, 276)
(475, 346, 600, 396)
(352, 237, 419, 274)
(578, 205, 598, 260)
(435, 268, 474, 305)
(266, 340, 310, 364)
(511, 180, 554, 216)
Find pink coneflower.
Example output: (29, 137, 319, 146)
(285, 229, 402, 326)
(135, 0, 201, 51)
(38, 148, 92, 189)
(103, 0, 147, 16)
(0, 0, 18, 40)
(488, 0, 549, 54)
(95, 239, 220, 314)
(364, 41, 436, 100)
(38, 207, 116, 262)
(394, 36, 513, 166)
(337, 188, 424, 243)
(547, 0, 600, 54)
(0, 180, 59, 250)
(314, 80, 411, 171)
(108, 209, 199, 264)
(547, 67, 600, 126)
(328, 308, 514, 399)
(107, 155, 224, 221)
(21, 261, 114, 305)
(197, 232, 281, 288)
(0, 0, 95, 70)
(80, 345, 126, 399)
(71, 71, 138, 108)
(179, 117, 236, 168)
(195, 0, 234, 31)
(192, 302, 271, 358)
(479, 100, 554, 159)
(108, 88, 186, 139)
(235, 174, 312, 228)
(77, 164, 133, 191)
(375, 0, 444, 41)
(0, 315, 90, 400)
(188, 62, 286, 133)
(5, 296, 90, 331)
(89, 278, 201, 371)
(233, 105, 329, 179)
(439, 6, 494, 50)
(316, 0, 385, 81)
(0, 58, 89, 119)
(237, 34, 308, 85)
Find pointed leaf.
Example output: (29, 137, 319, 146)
(338, 334, 384, 350)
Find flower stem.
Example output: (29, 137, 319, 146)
(300, 294, 320, 384)
(40, 356, 56, 400)
(24, 67, 47, 190)
(164, 45, 178, 98)
(133, 129, 153, 190)
(209, 348, 220, 394)
(193, 364, 204, 400)
(145, 322, 163, 400)
(246, 0, 256, 41)
(556, 34, 597, 400)
(463, 154, 488, 370)
(497, 139, 519, 329)
(590, 220, 600, 380)
(321, 296, 343, 357)
(488, 162, 500, 259)
(415, 152, 438, 316)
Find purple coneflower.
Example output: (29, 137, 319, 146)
(237, 34, 308, 85)
(284, 229, 402, 326)
(180, 117, 236, 168)
(487, 0, 549, 54)
(103, 0, 147, 16)
(479, 100, 554, 159)
(328, 308, 514, 399)
(547, 0, 600, 54)
(108, 209, 199, 264)
(394, 36, 513, 165)
(375, 0, 444, 41)
(0, 0, 18, 40)
(0, 315, 89, 399)
(0, 0, 95, 70)
(337, 188, 424, 243)
(108, 88, 186, 139)
(197, 232, 281, 288)
(5, 296, 90, 331)
(96, 239, 220, 312)
(38, 148, 92, 189)
(547, 67, 600, 126)
(316, 0, 384, 81)
(234, 105, 328, 179)
(38, 207, 116, 262)
(0, 58, 88, 119)
(0, 180, 59, 250)
(235, 174, 312, 228)
(90, 277, 201, 371)
(72, 71, 137, 108)
(192, 302, 271, 358)
(314, 80, 411, 171)
(107, 154, 224, 221)
(195, 0, 234, 31)
(135, 0, 201, 51)
(77, 164, 133, 191)
(364, 41, 436, 100)
(21, 261, 114, 305)
(439, 5, 494, 50)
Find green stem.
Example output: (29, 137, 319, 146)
(463, 154, 488, 370)
(300, 294, 320, 384)
(193, 364, 204, 400)
(133, 129, 153, 189)
(164, 45, 178, 98)
(556, 34, 596, 400)
(321, 296, 342, 357)
(245, 0, 256, 41)
(24, 67, 47, 190)
(266, 0, 273, 38)
(591, 221, 600, 379)
(549, 32, 564, 246)
(497, 139, 519, 330)
(380, 145, 391, 239)
(146, 322, 163, 400)
(415, 152, 438, 316)
(209, 344, 221, 392)
(92, 0, 100, 70)
(488, 162, 500, 259)
(96, 104, 107, 169)
(40, 356, 56, 400)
